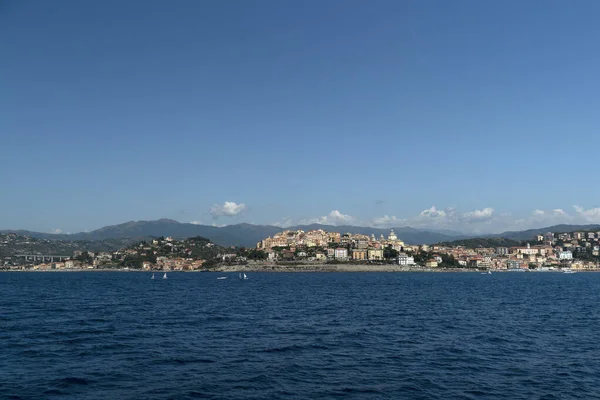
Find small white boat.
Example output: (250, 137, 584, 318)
(243, 273, 248, 280)
(239, 273, 248, 280)
(163, 272, 168, 279)
(563, 269, 576, 274)
(151, 273, 155, 280)
(217, 276, 227, 280)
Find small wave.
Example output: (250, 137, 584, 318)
(54, 377, 90, 388)
(184, 390, 209, 398)
(465, 389, 489, 396)
(153, 357, 216, 365)
(19, 350, 41, 357)
(241, 373, 271, 384)
(340, 387, 383, 394)
(43, 389, 67, 396)
(258, 344, 309, 353)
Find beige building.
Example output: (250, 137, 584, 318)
(368, 248, 384, 261)
(142, 261, 154, 270)
(352, 249, 367, 261)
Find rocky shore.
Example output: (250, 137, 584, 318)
(214, 263, 460, 273)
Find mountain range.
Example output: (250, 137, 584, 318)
(3, 219, 600, 248)
(0, 219, 464, 247)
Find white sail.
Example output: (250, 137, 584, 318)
(163, 273, 167, 279)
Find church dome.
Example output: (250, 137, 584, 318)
(388, 229, 397, 241)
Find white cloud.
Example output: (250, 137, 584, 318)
(52, 229, 62, 234)
(495, 207, 573, 232)
(413, 206, 494, 226)
(329, 210, 355, 224)
(299, 210, 355, 226)
(372, 215, 407, 227)
(272, 217, 294, 228)
(370, 205, 590, 233)
(368, 206, 495, 231)
(462, 208, 494, 222)
(573, 205, 600, 223)
(419, 206, 447, 218)
(190, 220, 203, 225)
(210, 201, 246, 217)
(268, 205, 599, 234)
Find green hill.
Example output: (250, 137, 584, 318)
(438, 237, 522, 248)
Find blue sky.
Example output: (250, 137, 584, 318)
(2, 0, 600, 234)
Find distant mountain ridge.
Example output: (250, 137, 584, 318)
(0, 219, 468, 247)
(3, 220, 600, 248)
(491, 224, 600, 241)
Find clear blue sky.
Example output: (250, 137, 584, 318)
(2, 0, 600, 234)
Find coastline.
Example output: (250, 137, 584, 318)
(215, 264, 440, 273)
(0, 266, 454, 273)
(2, 264, 595, 272)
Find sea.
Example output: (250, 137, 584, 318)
(1, 271, 600, 400)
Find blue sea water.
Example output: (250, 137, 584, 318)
(1, 272, 600, 399)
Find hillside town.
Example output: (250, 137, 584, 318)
(256, 229, 600, 271)
(3, 228, 600, 271)
(0, 235, 224, 271)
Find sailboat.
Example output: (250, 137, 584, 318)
(163, 272, 168, 279)
(151, 273, 155, 280)
(243, 273, 248, 280)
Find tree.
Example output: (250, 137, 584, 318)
(202, 259, 218, 269)
(121, 255, 143, 269)
(383, 246, 399, 260)
(246, 249, 267, 260)
(440, 254, 459, 267)
(75, 251, 93, 264)
(413, 251, 431, 264)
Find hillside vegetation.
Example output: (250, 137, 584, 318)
(0, 233, 134, 258)
(438, 237, 523, 248)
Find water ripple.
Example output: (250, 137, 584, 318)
(2, 272, 600, 399)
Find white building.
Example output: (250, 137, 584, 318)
(496, 247, 509, 256)
(559, 251, 573, 260)
(397, 253, 415, 266)
(334, 248, 348, 260)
